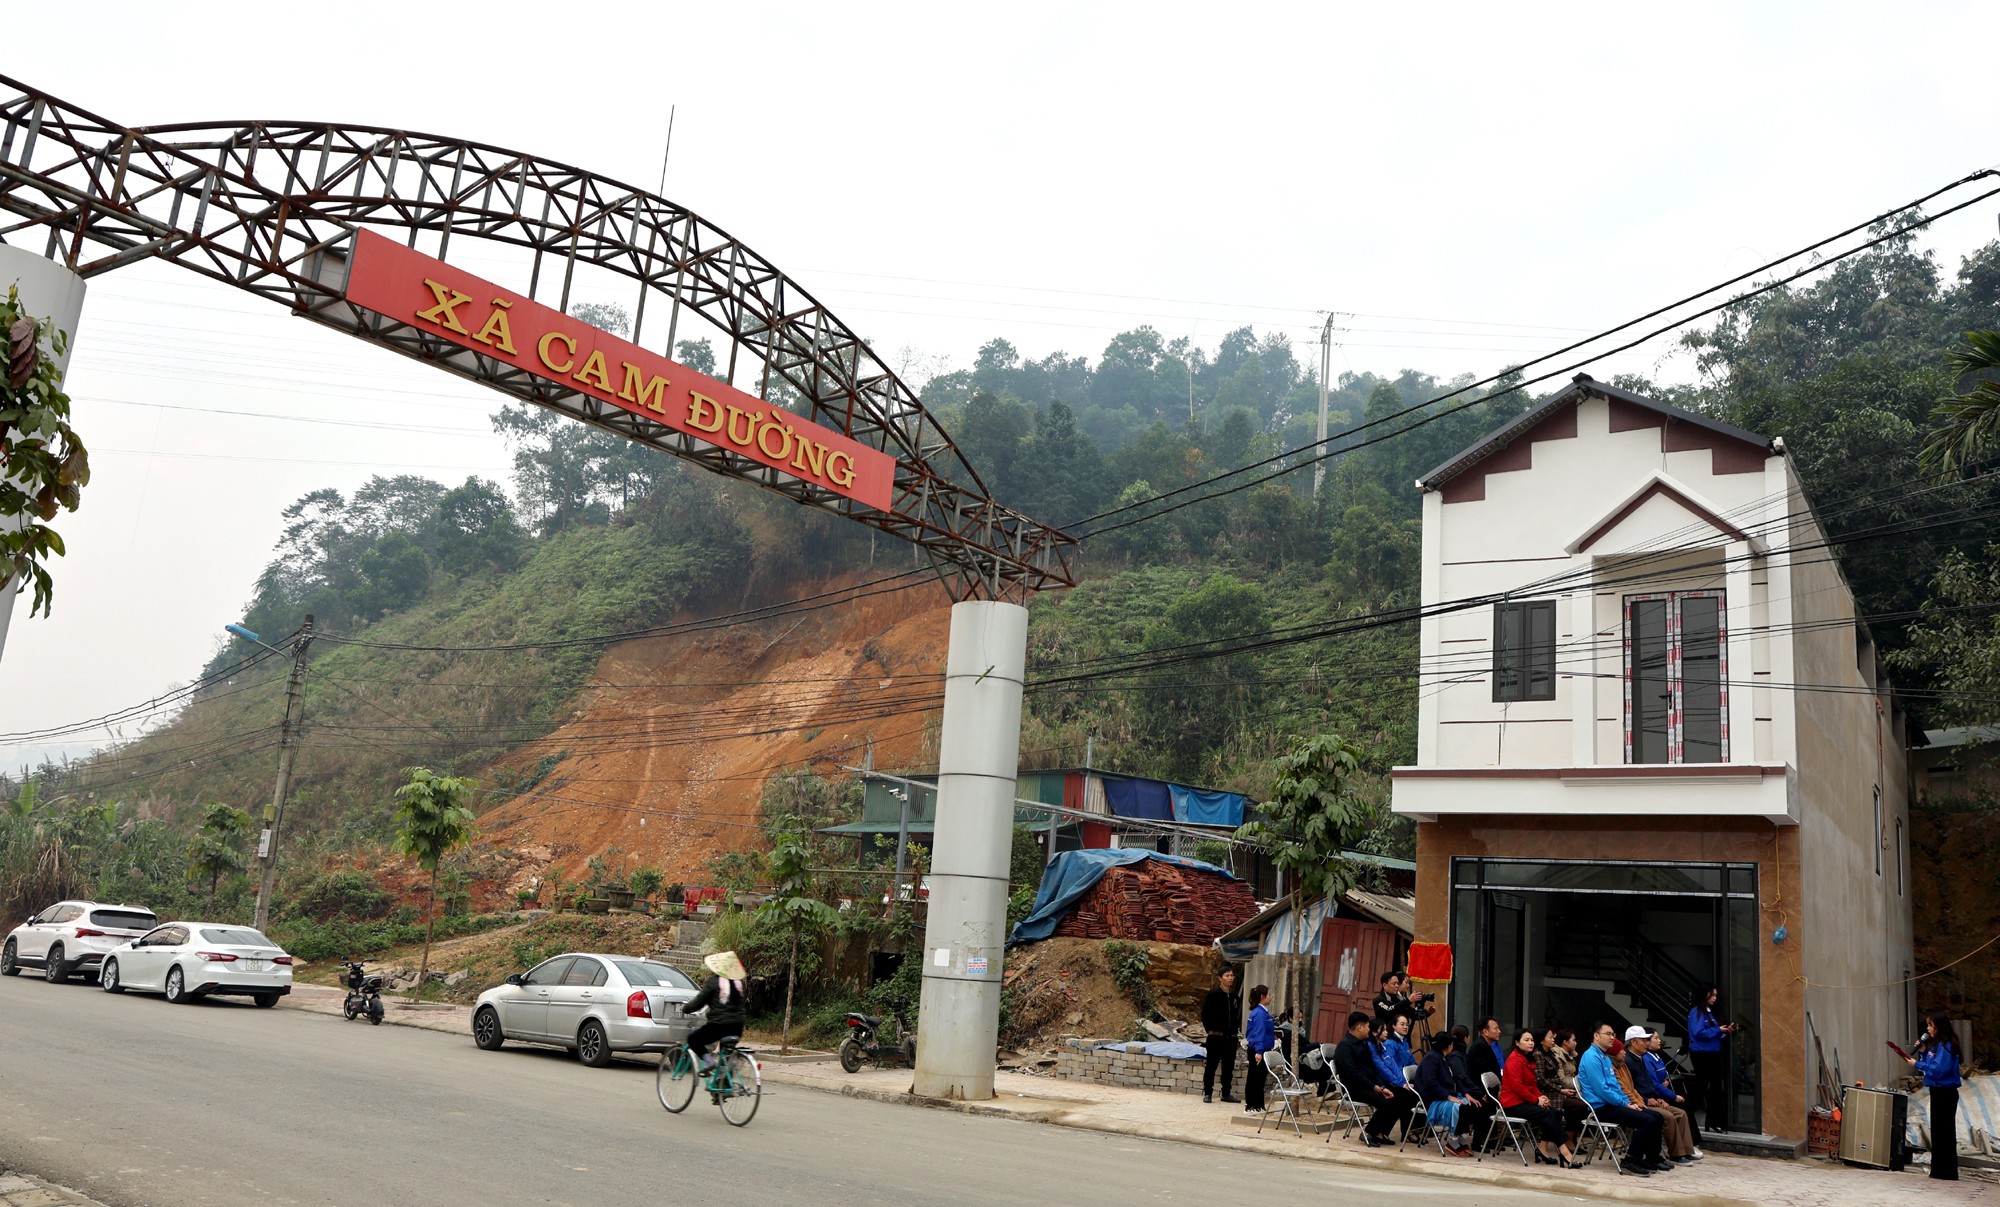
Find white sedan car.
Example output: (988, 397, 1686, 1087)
(472, 952, 699, 1067)
(99, 922, 294, 1007)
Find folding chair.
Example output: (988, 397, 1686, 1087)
(1399, 1064, 1457, 1155)
(1256, 1048, 1316, 1138)
(1319, 1068, 1368, 1142)
(1479, 1071, 1532, 1166)
(1577, 1100, 1633, 1173)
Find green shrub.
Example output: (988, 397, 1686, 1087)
(1102, 940, 1154, 1011)
(629, 866, 664, 899)
(286, 869, 395, 921)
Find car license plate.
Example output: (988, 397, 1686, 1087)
(243, 960, 270, 972)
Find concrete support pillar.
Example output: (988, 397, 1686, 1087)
(912, 599, 1027, 1100)
(0, 247, 87, 667)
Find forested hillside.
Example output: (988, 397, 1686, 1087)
(6, 225, 2000, 949)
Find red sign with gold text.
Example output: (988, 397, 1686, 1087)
(344, 230, 895, 511)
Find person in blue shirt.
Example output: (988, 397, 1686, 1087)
(1577, 1023, 1668, 1176)
(1628, 1028, 1701, 1161)
(1905, 1011, 1962, 1181)
(1685, 983, 1736, 1134)
(1383, 1013, 1417, 1077)
(1243, 984, 1275, 1112)
(1367, 1019, 1415, 1140)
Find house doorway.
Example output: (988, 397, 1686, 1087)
(1449, 857, 1761, 1131)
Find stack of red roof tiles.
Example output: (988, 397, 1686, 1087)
(1052, 860, 1257, 945)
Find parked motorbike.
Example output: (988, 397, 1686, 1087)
(839, 1003, 915, 1073)
(341, 960, 386, 1025)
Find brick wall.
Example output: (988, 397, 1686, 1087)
(1054, 1038, 1247, 1097)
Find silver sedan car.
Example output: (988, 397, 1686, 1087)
(471, 952, 700, 1067)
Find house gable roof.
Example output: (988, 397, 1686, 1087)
(1564, 471, 1766, 556)
(1417, 374, 1775, 494)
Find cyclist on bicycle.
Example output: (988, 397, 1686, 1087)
(682, 950, 748, 1071)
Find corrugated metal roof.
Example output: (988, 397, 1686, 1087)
(1344, 887, 1416, 937)
(1417, 374, 1774, 492)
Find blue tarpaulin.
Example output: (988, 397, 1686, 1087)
(1169, 784, 1245, 827)
(1094, 1041, 1207, 1060)
(1103, 776, 1173, 820)
(1008, 848, 1238, 946)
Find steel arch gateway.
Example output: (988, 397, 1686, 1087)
(1, 76, 1057, 1100)
(0, 75, 1075, 599)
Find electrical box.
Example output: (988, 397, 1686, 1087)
(1838, 1085, 1907, 1171)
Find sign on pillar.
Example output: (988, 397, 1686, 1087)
(912, 599, 1028, 1101)
(0, 247, 87, 668)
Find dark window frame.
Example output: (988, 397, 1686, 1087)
(1623, 589, 1729, 765)
(1492, 600, 1558, 702)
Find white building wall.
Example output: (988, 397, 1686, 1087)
(1419, 395, 1782, 772)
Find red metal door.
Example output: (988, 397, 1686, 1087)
(1311, 917, 1399, 1045)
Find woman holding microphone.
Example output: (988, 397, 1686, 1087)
(1905, 1012, 1963, 1181)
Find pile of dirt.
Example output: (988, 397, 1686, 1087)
(474, 572, 949, 888)
(1000, 936, 1224, 1052)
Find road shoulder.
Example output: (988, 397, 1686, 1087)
(0, 1166, 116, 1207)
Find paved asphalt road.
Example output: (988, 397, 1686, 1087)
(0, 976, 1577, 1207)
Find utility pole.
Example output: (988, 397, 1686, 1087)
(251, 615, 314, 932)
(1314, 312, 1336, 497)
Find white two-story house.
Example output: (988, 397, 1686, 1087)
(1390, 374, 1913, 1143)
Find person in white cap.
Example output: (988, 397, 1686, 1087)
(682, 950, 749, 1071)
(1625, 1026, 1701, 1163)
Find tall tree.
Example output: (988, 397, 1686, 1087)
(1233, 733, 1370, 1020)
(184, 803, 251, 907)
(0, 287, 89, 618)
(1920, 330, 2000, 474)
(391, 768, 478, 1000)
(756, 818, 839, 1053)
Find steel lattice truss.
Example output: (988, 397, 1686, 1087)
(0, 76, 1075, 599)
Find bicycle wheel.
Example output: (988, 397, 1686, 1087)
(656, 1047, 697, 1113)
(716, 1050, 761, 1127)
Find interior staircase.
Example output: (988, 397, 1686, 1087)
(1545, 917, 1705, 1055)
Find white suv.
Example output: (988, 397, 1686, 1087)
(2, 900, 159, 983)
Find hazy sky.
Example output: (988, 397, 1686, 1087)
(3, 2, 1997, 768)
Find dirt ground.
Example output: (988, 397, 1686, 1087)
(301, 913, 678, 1005)
(1001, 937, 1225, 1053)
(473, 573, 950, 888)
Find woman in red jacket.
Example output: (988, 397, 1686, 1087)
(1501, 1028, 1579, 1167)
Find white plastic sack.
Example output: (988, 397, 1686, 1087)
(1903, 1073, 2000, 1157)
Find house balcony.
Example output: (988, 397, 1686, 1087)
(1389, 762, 1798, 825)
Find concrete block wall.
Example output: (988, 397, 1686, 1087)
(1054, 1038, 1246, 1097)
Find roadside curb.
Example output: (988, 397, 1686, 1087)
(780, 1075, 1757, 1207)
(0, 1167, 116, 1207)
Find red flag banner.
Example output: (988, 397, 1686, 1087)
(1406, 941, 1454, 983)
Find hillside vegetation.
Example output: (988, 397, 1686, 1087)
(6, 230, 2000, 1009)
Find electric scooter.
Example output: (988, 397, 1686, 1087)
(341, 960, 386, 1025)
(838, 1002, 915, 1072)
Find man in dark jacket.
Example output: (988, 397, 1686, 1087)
(1335, 1010, 1417, 1146)
(1201, 967, 1241, 1103)
(1466, 1015, 1504, 1088)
